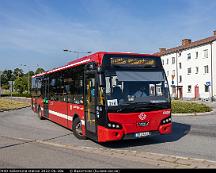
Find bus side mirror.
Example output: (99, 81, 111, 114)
(98, 73, 105, 87)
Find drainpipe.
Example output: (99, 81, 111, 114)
(176, 52, 179, 99)
(210, 42, 214, 102)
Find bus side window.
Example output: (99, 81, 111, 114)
(49, 77, 57, 101)
(74, 77, 84, 104)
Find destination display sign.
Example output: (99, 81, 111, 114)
(110, 57, 157, 67)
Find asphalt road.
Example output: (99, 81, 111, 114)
(0, 108, 216, 168)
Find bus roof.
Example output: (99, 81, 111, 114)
(32, 51, 159, 78)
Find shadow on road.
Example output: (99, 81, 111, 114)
(100, 122, 191, 148)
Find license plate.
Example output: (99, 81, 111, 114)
(135, 132, 150, 138)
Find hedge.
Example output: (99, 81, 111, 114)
(0, 93, 31, 98)
(172, 100, 212, 113)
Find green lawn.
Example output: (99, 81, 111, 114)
(172, 100, 212, 113)
(0, 99, 30, 111)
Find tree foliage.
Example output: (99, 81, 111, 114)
(35, 68, 45, 74)
(1, 70, 15, 86)
(13, 68, 24, 78)
(1, 67, 45, 94)
(14, 77, 28, 94)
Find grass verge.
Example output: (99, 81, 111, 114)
(0, 99, 31, 112)
(172, 100, 212, 113)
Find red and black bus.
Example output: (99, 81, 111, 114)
(31, 52, 172, 142)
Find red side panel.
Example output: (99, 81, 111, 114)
(32, 97, 86, 135)
(31, 98, 36, 112)
(67, 103, 85, 135)
(48, 100, 68, 127)
(37, 97, 43, 107)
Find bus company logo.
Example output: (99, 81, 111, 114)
(138, 112, 147, 120)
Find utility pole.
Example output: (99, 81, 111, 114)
(21, 64, 30, 94)
(0, 71, 2, 97)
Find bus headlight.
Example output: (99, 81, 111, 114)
(107, 122, 122, 129)
(161, 116, 172, 125)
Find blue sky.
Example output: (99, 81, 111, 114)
(0, 0, 216, 72)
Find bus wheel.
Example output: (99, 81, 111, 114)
(72, 118, 86, 140)
(38, 107, 45, 120)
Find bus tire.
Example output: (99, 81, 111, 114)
(38, 107, 45, 120)
(72, 117, 86, 140)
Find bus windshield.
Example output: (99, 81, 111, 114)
(105, 70, 170, 107)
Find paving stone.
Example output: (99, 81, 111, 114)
(159, 156, 178, 163)
(175, 158, 191, 166)
(174, 164, 193, 168)
(207, 165, 216, 168)
(136, 152, 164, 161)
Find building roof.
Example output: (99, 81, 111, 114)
(154, 33, 216, 56)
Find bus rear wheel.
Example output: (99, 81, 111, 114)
(72, 117, 86, 140)
(38, 107, 45, 120)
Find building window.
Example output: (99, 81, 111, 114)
(204, 65, 209, 73)
(187, 53, 191, 60)
(196, 52, 199, 59)
(195, 67, 199, 74)
(188, 85, 192, 93)
(172, 70, 175, 76)
(167, 58, 169, 65)
(179, 62, 182, 69)
(205, 85, 209, 92)
(179, 75, 182, 83)
(172, 57, 175, 64)
(187, 68, 191, 75)
(204, 49, 208, 58)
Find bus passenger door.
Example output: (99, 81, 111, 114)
(84, 69, 97, 141)
(43, 78, 49, 118)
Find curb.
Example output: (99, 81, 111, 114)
(172, 109, 216, 116)
(0, 106, 31, 113)
(37, 140, 216, 168)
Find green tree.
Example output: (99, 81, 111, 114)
(35, 68, 45, 74)
(24, 71, 35, 93)
(28, 71, 34, 77)
(14, 77, 28, 94)
(13, 68, 24, 78)
(1, 70, 15, 86)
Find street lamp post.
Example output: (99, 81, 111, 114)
(21, 64, 39, 94)
(63, 49, 91, 58)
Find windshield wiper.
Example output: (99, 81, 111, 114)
(115, 102, 150, 112)
(115, 103, 130, 112)
(113, 101, 168, 112)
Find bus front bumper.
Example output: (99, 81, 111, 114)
(97, 123, 172, 142)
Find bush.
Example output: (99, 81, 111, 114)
(172, 100, 212, 113)
(12, 93, 31, 98)
(0, 93, 31, 98)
